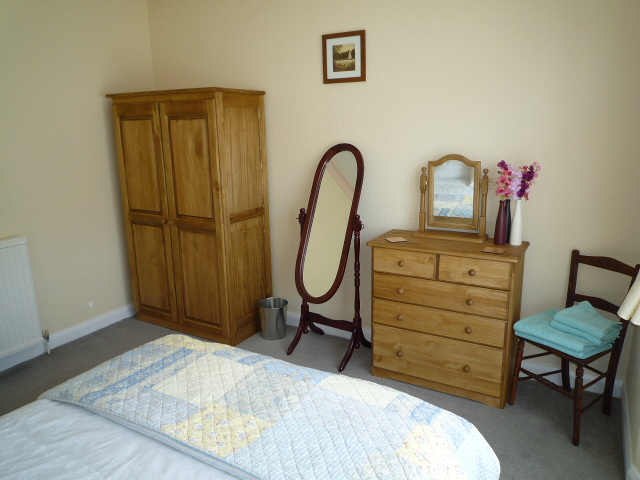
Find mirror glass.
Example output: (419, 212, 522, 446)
(427, 154, 481, 231)
(302, 150, 357, 297)
(432, 160, 475, 219)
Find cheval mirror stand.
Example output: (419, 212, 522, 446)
(287, 144, 371, 372)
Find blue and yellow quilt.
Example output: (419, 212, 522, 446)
(40, 334, 499, 479)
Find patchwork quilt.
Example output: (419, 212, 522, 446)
(433, 193, 474, 218)
(40, 334, 500, 479)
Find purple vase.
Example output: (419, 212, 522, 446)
(505, 199, 512, 243)
(494, 200, 508, 245)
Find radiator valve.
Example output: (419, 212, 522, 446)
(42, 329, 50, 355)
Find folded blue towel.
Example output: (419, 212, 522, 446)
(550, 301, 622, 346)
(514, 309, 613, 359)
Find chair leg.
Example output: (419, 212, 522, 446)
(602, 374, 614, 415)
(561, 358, 571, 392)
(603, 343, 624, 415)
(573, 366, 584, 446)
(508, 338, 525, 405)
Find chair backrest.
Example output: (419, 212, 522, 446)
(566, 249, 640, 318)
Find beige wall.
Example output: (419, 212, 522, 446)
(147, 3, 640, 470)
(147, 0, 640, 368)
(0, 1, 154, 332)
(3, 0, 640, 465)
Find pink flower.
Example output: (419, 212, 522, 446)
(495, 161, 541, 200)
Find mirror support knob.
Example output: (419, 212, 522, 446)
(397, 287, 405, 294)
(466, 298, 474, 306)
(398, 260, 405, 267)
(463, 365, 471, 373)
(468, 269, 476, 276)
(396, 350, 404, 357)
(397, 314, 405, 321)
(465, 326, 472, 334)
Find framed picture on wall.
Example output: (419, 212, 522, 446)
(322, 30, 366, 84)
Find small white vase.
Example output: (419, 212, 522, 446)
(510, 199, 523, 246)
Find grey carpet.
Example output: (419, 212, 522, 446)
(0, 317, 624, 479)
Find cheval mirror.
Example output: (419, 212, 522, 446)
(416, 153, 490, 243)
(287, 143, 371, 371)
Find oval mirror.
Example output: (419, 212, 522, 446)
(295, 144, 364, 303)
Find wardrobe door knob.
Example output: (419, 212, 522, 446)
(466, 298, 474, 306)
(397, 287, 405, 294)
(397, 314, 405, 321)
(398, 260, 405, 267)
(468, 269, 476, 276)
(396, 350, 404, 358)
(463, 365, 471, 373)
(465, 326, 473, 334)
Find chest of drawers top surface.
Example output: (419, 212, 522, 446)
(367, 230, 529, 262)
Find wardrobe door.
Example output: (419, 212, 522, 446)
(160, 99, 229, 340)
(216, 92, 272, 343)
(113, 102, 177, 325)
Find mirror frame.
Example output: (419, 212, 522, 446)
(294, 143, 364, 304)
(427, 154, 481, 231)
(416, 153, 489, 243)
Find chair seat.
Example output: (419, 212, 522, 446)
(514, 309, 613, 359)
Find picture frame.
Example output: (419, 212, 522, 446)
(322, 30, 366, 84)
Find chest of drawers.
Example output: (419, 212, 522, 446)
(367, 230, 529, 408)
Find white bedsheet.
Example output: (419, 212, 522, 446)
(0, 399, 238, 480)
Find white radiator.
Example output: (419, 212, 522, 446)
(0, 236, 43, 359)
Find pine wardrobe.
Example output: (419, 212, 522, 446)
(107, 87, 272, 346)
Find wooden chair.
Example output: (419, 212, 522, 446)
(508, 250, 640, 446)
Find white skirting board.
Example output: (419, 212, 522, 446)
(0, 304, 135, 373)
(622, 384, 640, 480)
(284, 310, 623, 398)
(1, 304, 624, 400)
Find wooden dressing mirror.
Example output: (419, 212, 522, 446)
(287, 143, 371, 371)
(416, 154, 489, 243)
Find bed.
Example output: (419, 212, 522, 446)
(0, 334, 500, 479)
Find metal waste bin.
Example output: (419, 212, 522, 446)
(258, 297, 288, 340)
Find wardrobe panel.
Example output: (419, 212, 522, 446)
(228, 216, 268, 322)
(176, 229, 225, 329)
(220, 96, 264, 216)
(130, 222, 174, 316)
(120, 119, 163, 214)
(165, 118, 214, 220)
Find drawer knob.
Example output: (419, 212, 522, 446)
(398, 260, 405, 267)
(397, 314, 405, 321)
(397, 287, 405, 294)
(468, 269, 476, 276)
(463, 365, 471, 373)
(466, 298, 474, 306)
(465, 326, 473, 334)
(396, 350, 404, 357)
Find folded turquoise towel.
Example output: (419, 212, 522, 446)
(550, 301, 622, 346)
(514, 309, 613, 359)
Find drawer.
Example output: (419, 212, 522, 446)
(373, 272, 509, 319)
(372, 298, 506, 348)
(373, 324, 503, 397)
(373, 248, 435, 279)
(439, 255, 511, 290)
